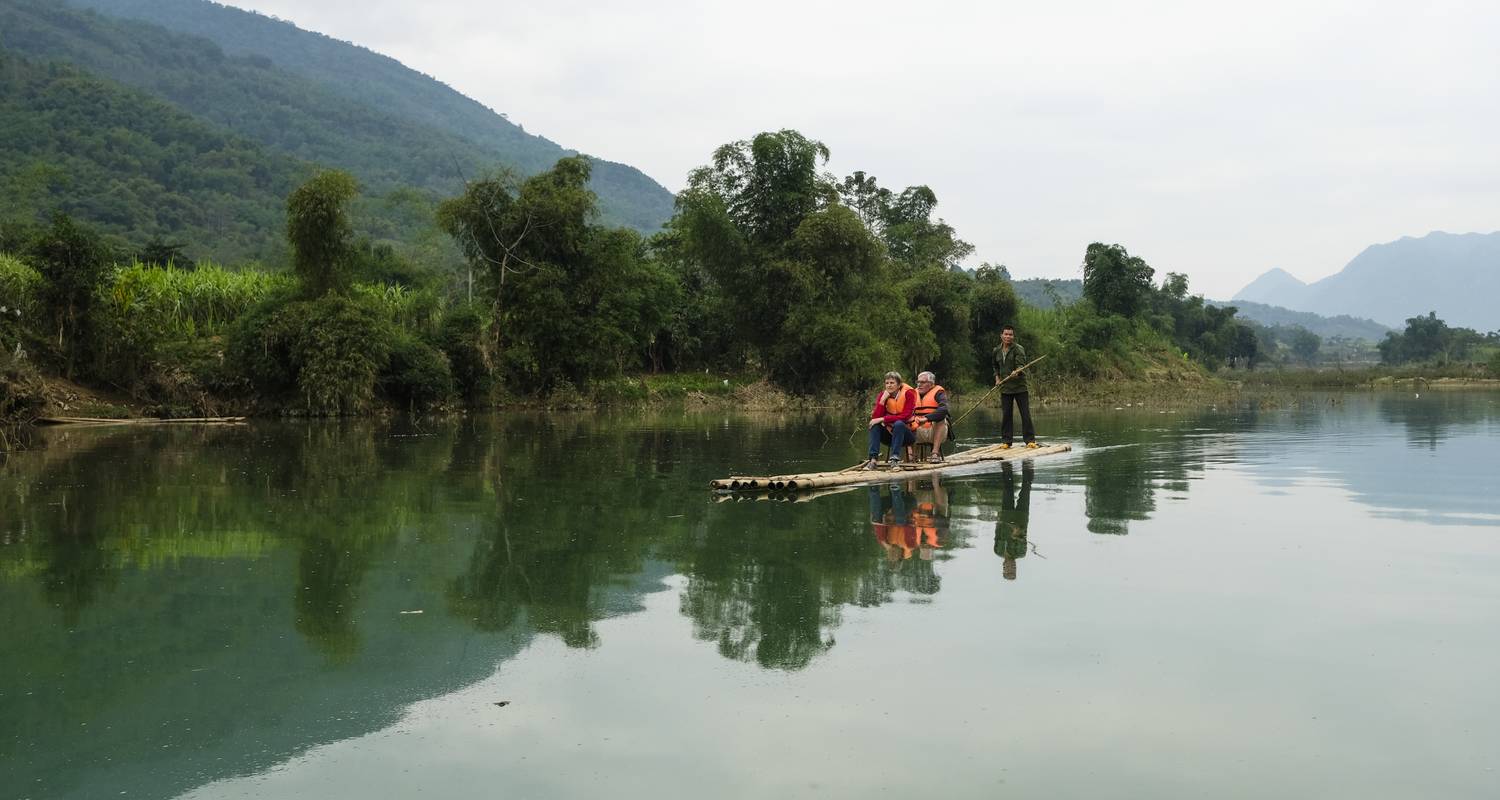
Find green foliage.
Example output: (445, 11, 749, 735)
(66, 0, 676, 231)
(1289, 328, 1322, 364)
(671, 133, 938, 392)
(103, 261, 292, 339)
(224, 296, 311, 395)
(0, 53, 303, 264)
(0, 253, 43, 349)
(438, 157, 676, 390)
(379, 333, 454, 411)
(1378, 312, 1487, 366)
(287, 171, 359, 297)
(1082, 242, 1155, 317)
(352, 282, 442, 338)
(970, 265, 1020, 372)
(291, 294, 393, 415)
(89, 261, 291, 385)
(837, 172, 974, 270)
(25, 214, 115, 377)
(1488, 349, 1500, 377)
(437, 305, 495, 401)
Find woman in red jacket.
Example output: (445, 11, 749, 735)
(863, 371, 918, 470)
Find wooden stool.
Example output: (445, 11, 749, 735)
(907, 442, 934, 463)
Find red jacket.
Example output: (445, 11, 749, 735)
(870, 385, 917, 426)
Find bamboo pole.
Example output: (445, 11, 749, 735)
(949, 355, 1047, 430)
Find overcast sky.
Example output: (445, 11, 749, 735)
(224, 0, 1498, 298)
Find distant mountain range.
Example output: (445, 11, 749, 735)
(0, 0, 675, 263)
(1203, 299, 1390, 342)
(1011, 276, 1390, 341)
(1233, 231, 1500, 331)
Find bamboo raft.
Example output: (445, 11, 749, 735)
(710, 442, 1072, 493)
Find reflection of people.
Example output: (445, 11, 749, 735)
(909, 372, 950, 463)
(864, 371, 917, 470)
(992, 325, 1037, 450)
(994, 461, 1034, 580)
(909, 475, 949, 561)
(870, 484, 916, 564)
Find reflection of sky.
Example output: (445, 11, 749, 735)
(6, 396, 1499, 800)
(1231, 393, 1500, 527)
(184, 457, 1500, 800)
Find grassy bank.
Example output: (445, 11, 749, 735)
(1238, 365, 1500, 390)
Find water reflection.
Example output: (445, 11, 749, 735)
(2, 394, 1497, 799)
(994, 462, 1034, 581)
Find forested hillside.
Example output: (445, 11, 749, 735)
(0, 0, 674, 232)
(0, 54, 304, 262)
(1207, 299, 1390, 342)
(66, 0, 677, 232)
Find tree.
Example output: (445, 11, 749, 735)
(1290, 328, 1322, 365)
(27, 213, 112, 378)
(1082, 242, 1154, 317)
(970, 264, 1019, 361)
(438, 157, 674, 389)
(286, 171, 359, 297)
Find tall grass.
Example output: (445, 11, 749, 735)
(0, 252, 42, 317)
(352, 282, 442, 336)
(102, 261, 294, 339)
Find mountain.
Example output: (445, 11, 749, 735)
(66, 0, 676, 232)
(1206, 299, 1391, 342)
(1232, 268, 1307, 306)
(0, 53, 305, 262)
(1233, 232, 1500, 331)
(0, 0, 674, 239)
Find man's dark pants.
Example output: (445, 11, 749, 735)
(868, 420, 912, 460)
(1000, 392, 1035, 445)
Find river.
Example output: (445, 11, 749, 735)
(2, 391, 1497, 799)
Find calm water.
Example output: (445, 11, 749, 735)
(2, 392, 1498, 799)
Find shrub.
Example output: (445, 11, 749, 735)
(292, 294, 393, 415)
(1488, 349, 1500, 377)
(438, 304, 494, 401)
(380, 333, 454, 411)
(225, 294, 308, 396)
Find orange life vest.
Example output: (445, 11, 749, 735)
(912, 384, 945, 428)
(912, 502, 941, 547)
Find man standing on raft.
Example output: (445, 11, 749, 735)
(992, 325, 1038, 450)
(863, 371, 918, 470)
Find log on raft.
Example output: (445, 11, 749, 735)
(710, 442, 1072, 492)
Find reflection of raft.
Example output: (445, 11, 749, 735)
(710, 442, 1072, 493)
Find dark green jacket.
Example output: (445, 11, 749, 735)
(991, 342, 1029, 395)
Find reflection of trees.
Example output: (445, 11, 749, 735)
(1376, 392, 1497, 451)
(673, 499, 864, 670)
(445, 416, 691, 650)
(1061, 410, 1238, 535)
(0, 421, 460, 661)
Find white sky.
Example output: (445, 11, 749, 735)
(224, 0, 1499, 298)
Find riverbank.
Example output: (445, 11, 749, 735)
(10, 362, 1495, 445)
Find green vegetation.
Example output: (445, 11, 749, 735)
(4, 0, 672, 234)
(3, 126, 1277, 421)
(1377, 312, 1497, 367)
(0, 52, 305, 263)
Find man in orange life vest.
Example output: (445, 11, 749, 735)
(909, 371, 950, 463)
(863, 371, 917, 470)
